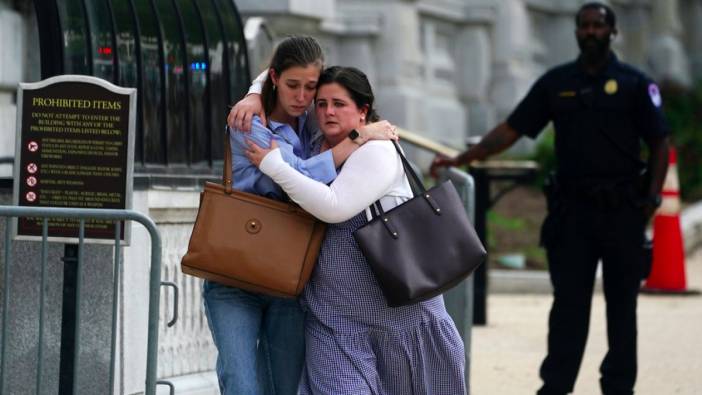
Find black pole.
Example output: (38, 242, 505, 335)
(58, 244, 79, 394)
(472, 170, 490, 325)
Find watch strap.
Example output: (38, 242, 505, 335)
(348, 129, 361, 144)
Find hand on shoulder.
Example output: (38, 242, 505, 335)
(227, 93, 265, 132)
(357, 120, 398, 144)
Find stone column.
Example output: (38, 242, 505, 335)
(327, 3, 382, 87)
(612, 1, 650, 70)
(489, 0, 541, 122)
(679, 0, 702, 81)
(371, 1, 471, 166)
(0, 4, 40, 178)
(455, 2, 499, 140)
(528, 2, 579, 70)
(372, 1, 424, 128)
(647, 0, 691, 87)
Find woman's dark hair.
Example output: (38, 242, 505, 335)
(576, 2, 616, 28)
(261, 36, 324, 116)
(317, 66, 380, 123)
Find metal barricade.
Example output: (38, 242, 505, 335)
(437, 167, 476, 387)
(0, 206, 173, 395)
(398, 128, 478, 388)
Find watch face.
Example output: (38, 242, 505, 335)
(349, 129, 359, 140)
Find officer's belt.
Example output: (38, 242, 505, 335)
(558, 175, 641, 209)
(558, 175, 639, 192)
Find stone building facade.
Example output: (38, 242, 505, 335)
(238, 0, 700, 161)
(0, 1, 699, 394)
(1, 0, 700, 173)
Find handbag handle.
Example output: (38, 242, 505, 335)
(391, 140, 425, 196)
(367, 141, 443, 233)
(390, 141, 441, 213)
(223, 127, 234, 194)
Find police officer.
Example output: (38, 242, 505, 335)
(431, 3, 669, 394)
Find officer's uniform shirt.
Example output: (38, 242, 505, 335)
(507, 53, 668, 182)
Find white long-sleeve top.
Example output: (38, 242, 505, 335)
(259, 140, 413, 223)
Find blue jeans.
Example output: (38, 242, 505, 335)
(203, 280, 305, 395)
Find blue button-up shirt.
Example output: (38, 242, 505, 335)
(229, 113, 336, 200)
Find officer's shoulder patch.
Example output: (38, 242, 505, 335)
(648, 83, 662, 107)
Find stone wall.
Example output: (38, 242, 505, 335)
(236, 0, 700, 162)
(117, 187, 217, 394)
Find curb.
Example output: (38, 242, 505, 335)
(489, 267, 605, 294)
(490, 201, 702, 294)
(489, 269, 552, 294)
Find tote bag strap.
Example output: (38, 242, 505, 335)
(391, 140, 426, 196)
(368, 141, 442, 221)
(223, 127, 234, 194)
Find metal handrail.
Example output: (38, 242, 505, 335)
(0, 206, 163, 395)
(397, 127, 539, 169)
(397, 128, 461, 157)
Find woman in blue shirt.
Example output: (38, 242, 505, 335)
(204, 36, 396, 395)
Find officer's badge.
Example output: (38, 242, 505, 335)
(604, 79, 618, 95)
(648, 83, 662, 107)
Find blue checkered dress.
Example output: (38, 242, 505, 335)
(299, 212, 466, 395)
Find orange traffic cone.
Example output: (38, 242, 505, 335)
(643, 147, 688, 293)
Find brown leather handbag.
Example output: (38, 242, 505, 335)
(181, 129, 326, 297)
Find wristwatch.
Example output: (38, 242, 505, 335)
(348, 129, 361, 144)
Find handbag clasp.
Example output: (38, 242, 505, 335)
(245, 218, 262, 234)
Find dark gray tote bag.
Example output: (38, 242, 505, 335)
(353, 141, 486, 307)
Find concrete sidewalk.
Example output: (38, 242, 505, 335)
(470, 247, 702, 395)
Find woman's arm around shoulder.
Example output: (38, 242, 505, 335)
(259, 139, 403, 223)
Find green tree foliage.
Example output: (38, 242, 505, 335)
(529, 127, 556, 189)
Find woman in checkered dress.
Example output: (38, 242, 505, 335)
(247, 66, 466, 394)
